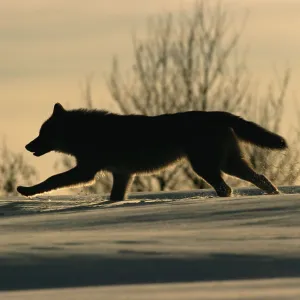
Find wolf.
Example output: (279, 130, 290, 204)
(17, 103, 287, 200)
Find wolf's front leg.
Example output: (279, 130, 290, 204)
(17, 166, 96, 197)
(110, 173, 133, 201)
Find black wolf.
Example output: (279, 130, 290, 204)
(17, 103, 287, 200)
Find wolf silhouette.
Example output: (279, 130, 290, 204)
(17, 103, 287, 200)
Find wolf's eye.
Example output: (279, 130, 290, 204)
(39, 125, 48, 136)
(39, 118, 56, 137)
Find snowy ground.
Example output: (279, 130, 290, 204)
(0, 185, 300, 299)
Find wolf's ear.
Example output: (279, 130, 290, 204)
(53, 103, 65, 116)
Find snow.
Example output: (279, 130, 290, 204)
(0, 185, 300, 299)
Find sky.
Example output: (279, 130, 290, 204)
(0, 0, 300, 183)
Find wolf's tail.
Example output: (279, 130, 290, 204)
(212, 112, 288, 149)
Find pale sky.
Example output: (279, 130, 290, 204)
(0, 0, 299, 182)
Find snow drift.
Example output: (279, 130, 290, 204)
(0, 185, 300, 299)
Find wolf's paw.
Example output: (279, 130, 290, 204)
(272, 189, 281, 195)
(17, 186, 36, 197)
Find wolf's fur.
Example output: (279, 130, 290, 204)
(17, 103, 287, 200)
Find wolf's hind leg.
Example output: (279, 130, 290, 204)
(187, 147, 232, 197)
(189, 162, 232, 197)
(110, 173, 133, 201)
(223, 157, 280, 195)
(198, 170, 232, 197)
(17, 166, 96, 197)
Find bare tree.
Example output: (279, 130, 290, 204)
(105, 0, 251, 192)
(106, 0, 300, 192)
(58, 0, 300, 195)
(0, 139, 38, 196)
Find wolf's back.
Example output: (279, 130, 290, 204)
(209, 112, 288, 149)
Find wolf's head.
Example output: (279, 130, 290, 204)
(25, 103, 66, 157)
